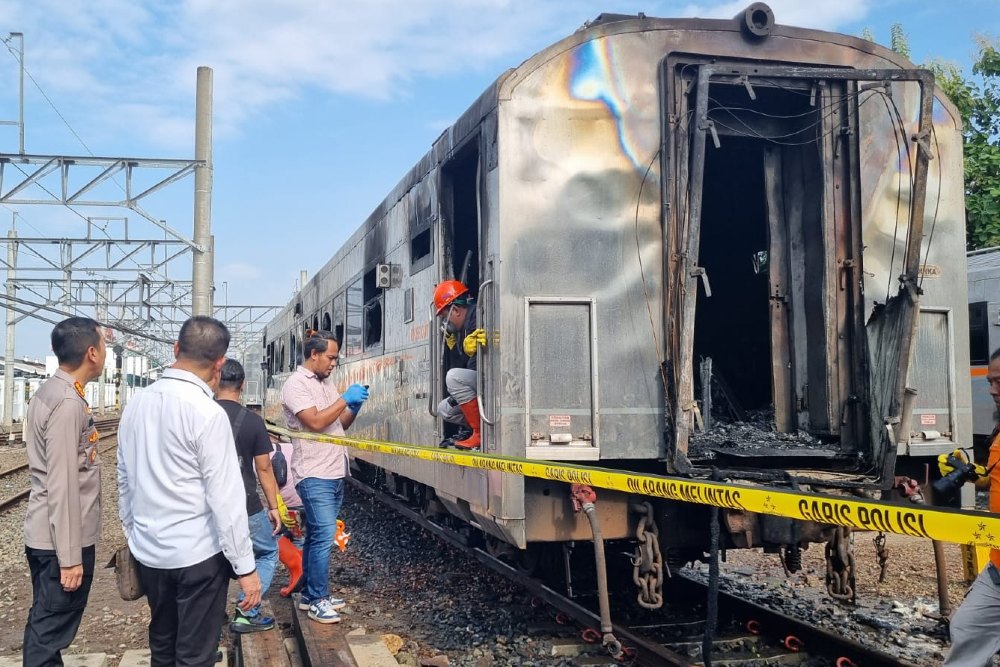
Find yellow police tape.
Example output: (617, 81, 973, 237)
(268, 425, 1000, 550)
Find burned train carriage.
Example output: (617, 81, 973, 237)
(263, 7, 969, 579)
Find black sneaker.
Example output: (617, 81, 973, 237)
(229, 606, 275, 634)
(439, 426, 473, 448)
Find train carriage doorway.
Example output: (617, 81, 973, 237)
(669, 63, 870, 472)
(437, 141, 484, 444)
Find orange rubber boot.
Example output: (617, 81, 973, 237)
(455, 400, 481, 450)
(278, 536, 303, 597)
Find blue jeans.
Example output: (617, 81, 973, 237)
(296, 477, 344, 602)
(237, 510, 278, 608)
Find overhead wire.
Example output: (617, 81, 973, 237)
(2, 36, 95, 156)
(0, 39, 180, 285)
(634, 147, 668, 394)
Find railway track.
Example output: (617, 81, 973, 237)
(348, 476, 917, 667)
(0, 415, 120, 513)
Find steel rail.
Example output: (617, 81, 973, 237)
(0, 428, 119, 512)
(0, 415, 119, 454)
(348, 476, 919, 667)
(667, 575, 918, 667)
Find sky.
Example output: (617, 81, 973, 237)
(0, 0, 996, 360)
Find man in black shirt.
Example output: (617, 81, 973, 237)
(216, 359, 281, 633)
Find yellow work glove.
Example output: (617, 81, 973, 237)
(276, 494, 297, 531)
(444, 332, 456, 350)
(937, 449, 986, 478)
(463, 328, 487, 357)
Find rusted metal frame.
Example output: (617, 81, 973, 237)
(882, 75, 935, 483)
(763, 147, 795, 432)
(816, 80, 843, 437)
(826, 81, 856, 448)
(658, 59, 676, 462)
(704, 65, 934, 463)
(843, 81, 870, 458)
(784, 147, 811, 430)
(672, 64, 714, 463)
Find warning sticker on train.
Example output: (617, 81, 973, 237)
(268, 426, 1000, 550)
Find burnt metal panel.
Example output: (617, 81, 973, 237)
(763, 146, 795, 432)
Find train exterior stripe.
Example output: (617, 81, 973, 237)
(269, 425, 1000, 551)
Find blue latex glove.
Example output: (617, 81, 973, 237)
(346, 400, 364, 413)
(342, 383, 369, 406)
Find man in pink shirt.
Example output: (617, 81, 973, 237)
(280, 330, 367, 624)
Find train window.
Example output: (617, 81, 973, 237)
(410, 181, 434, 274)
(311, 314, 319, 332)
(404, 287, 414, 323)
(970, 301, 990, 365)
(289, 334, 297, 371)
(279, 341, 285, 373)
(363, 267, 384, 350)
(345, 280, 364, 356)
(411, 229, 432, 270)
(332, 292, 346, 349)
(322, 311, 332, 331)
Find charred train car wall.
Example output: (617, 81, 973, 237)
(263, 8, 969, 553)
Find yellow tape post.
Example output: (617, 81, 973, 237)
(269, 426, 1000, 550)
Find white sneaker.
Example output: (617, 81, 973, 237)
(308, 598, 342, 624)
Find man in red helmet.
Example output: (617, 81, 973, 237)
(433, 280, 486, 449)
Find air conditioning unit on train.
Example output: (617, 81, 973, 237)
(376, 263, 392, 289)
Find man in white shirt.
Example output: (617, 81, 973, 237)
(118, 316, 261, 666)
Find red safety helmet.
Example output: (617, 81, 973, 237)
(433, 280, 470, 315)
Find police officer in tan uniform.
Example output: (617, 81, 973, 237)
(22, 317, 106, 667)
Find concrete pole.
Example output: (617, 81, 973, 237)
(191, 66, 214, 317)
(3, 229, 16, 436)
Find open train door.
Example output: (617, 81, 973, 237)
(666, 61, 936, 483)
(434, 129, 501, 452)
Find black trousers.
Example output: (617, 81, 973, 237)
(23, 545, 96, 667)
(137, 552, 230, 667)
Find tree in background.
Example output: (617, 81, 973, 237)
(861, 25, 1000, 249)
(932, 42, 1000, 249)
